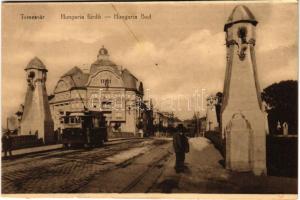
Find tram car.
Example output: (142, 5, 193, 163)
(60, 111, 108, 148)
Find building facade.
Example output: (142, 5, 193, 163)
(49, 47, 144, 137)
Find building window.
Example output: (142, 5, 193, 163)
(102, 101, 112, 109)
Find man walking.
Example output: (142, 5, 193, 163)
(173, 124, 189, 173)
(2, 132, 13, 159)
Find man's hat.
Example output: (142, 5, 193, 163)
(177, 124, 184, 132)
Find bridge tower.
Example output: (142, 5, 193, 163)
(221, 5, 267, 175)
(20, 57, 54, 144)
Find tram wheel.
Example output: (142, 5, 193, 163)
(95, 141, 103, 147)
(63, 143, 69, 149)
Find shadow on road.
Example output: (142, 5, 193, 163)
(218, 159, 225, 167)
(157, 177, 180, 193)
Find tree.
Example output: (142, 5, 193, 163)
(261, 80, 298, 135)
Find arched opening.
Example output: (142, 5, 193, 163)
(238, 27, 247, 44)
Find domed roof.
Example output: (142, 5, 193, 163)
(90, 46, 119, 74)
(224, 5, 257, 31)
(93, 59, 117, 67)
(90, 60, 119, 74)
(25, 57, 47, 71)
(99, 46, 109, 56)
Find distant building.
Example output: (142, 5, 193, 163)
(173, 117, 182, 128)
(153, 111, 174, 128)
(182, 119, 196, 136)
(6, 116, 19, 132)
(140, 99, 154, 136)
(199, 117, 207, 135)
(49, 46, 144, 137)
(153, 110, 176, 136)
(206, 95, 219, 131)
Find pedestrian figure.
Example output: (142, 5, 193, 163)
(173, 124, 189, 173)
(283, 122, 288, 136)
(276, 121, 282, 135)
(137, 119, 144, 138)
(139, 128, 144, 138)
(2, 132, 13, 159)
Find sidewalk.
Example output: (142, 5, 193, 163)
(151, 137, 297, 194)
(1, 137, 140, 158)
(1, 144, 63, 158)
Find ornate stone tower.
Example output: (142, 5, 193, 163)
(206, 95, 219, 132)
(221, 5, 267, 175)
(20, 57, 54, 144)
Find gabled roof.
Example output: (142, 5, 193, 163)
(68, 73, 89, 88)
(62, 66, 83, 77)
(60, 66, 89, 89)
(122, 69, 138, 90)
(53, 47, 143, 96)
(25, 57, 48, 71)
(224, 5, 258, 31)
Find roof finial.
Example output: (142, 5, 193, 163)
(98, 46, 109, 60)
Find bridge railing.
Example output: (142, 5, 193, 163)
(10, 135, 43, 150)
(205, 131, 225, 157)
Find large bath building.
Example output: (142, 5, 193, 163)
(49, 47, 144, 137)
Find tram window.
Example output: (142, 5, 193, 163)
(93, 117, 100, 128)
(64, 117, 69, 124)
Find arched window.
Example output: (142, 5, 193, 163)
(238, 27, 247, 44)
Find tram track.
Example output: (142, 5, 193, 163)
(2, 138, 160, 193)
(119, 149, 172, 193)
(67, 139, 173, 193)
(2, 138, 146, 168)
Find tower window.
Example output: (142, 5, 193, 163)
(28, 71, 35, 79)
(238, 27, 247, 44)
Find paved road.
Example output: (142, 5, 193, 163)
(2, 138, 172, 193)
(2, 137, 296, 194)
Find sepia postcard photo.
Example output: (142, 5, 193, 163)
(1, 1, 298, 199)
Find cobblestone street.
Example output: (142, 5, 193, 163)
(2, 138, 173, 193)
(2, 137, 298, 194)
(2, 137, 297, 194)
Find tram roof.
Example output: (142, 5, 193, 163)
(64, 111, 104, 117)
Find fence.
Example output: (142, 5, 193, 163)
(10, 135, 43, 150)
(205, 131, 225, 157)
(205, 131, 298, 178)
(266, 135, 298, 177)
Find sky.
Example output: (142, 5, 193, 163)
(2, 2, 298, 122)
